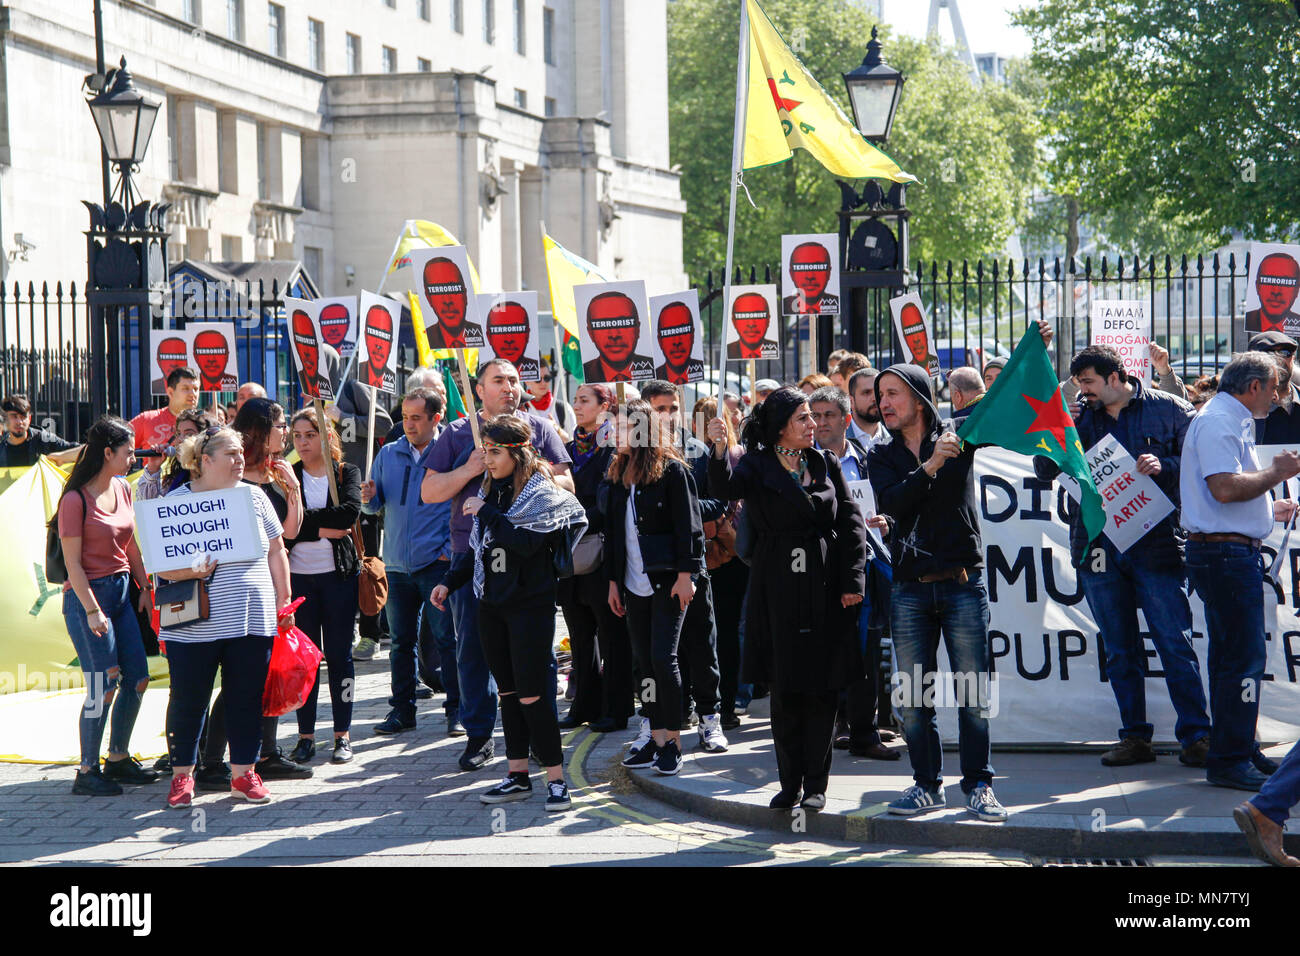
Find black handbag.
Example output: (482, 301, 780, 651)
(45, 489, 86, 585)
(553, 529, 576, 580)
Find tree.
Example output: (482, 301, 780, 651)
(1012, 0, 1300, 256)
(668, 0, 1044, 286)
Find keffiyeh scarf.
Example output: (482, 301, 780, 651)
(469, 470, 589, 598)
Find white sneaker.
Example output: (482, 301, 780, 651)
(352, 637, 379, 661)
(697, 713, 729, 753)
(627, 717, 652, 757)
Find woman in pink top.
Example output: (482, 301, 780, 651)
(55, 417, 159, 796)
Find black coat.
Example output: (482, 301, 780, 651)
(709, 448, 867, 692)
(287, 460, 362, 577)
(558, 442, 616, 607)
(602, 457, 705, 594)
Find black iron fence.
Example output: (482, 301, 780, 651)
(4, 253, 1255, 441)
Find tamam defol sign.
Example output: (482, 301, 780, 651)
(1090, 299, 1152, 386)
(1059, 433, 1173, 553)
(135, 485, 265, 574)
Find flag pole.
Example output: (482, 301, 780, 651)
(718, 0, 751, 402)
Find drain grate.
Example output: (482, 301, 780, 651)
(1039, 857, 1149, 867)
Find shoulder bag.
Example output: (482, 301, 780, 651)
(350, 523, 388, 616)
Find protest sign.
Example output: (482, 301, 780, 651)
(648, 290, 706, 385)
(964, 447, 1300, 745)
(477, 291, 541, 382)
(1244, 242, 1300, 335)
(1059, 433, 1174, 553)
(409, 246, 484, 349)
(889, 292, 939, 378)
(284, 297, 335, 402)
(134, 484, 265, 574)
(150, 331, 191, 396)
(355, 292, 401, 394)
(315, 296, 358, 361)
(574, 280, 655, 384)
(724, 284, 779, 362)
(781, 233, 840, 316)
(186, 322, 238, 393)
(846, 478, 888, 557)
(1090, 299, 1152, 386)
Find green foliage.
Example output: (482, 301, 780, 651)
(1012, 0, 1300, 257)
(668, 0, 1044, 286)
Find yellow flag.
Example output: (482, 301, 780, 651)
(742, 0, 915, 182)
(542, 233, 607, 340)
(408, 291, 477, 370)
(385, 220, 483, 290)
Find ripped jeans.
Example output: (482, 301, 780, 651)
(63, 573, 149, 769)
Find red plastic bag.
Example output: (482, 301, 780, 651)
(262, 598, 323, 717)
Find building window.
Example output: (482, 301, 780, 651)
(543, 6, 554, 65)
(513, 88, 527, 109)
(226, 0, 243, 42)
(183, 0, 201, 25)
(544, 96, 555, 117)
(167, 98, 180, 181)
(346, 33, 361, 73)
(222, 235, 242, 261)
(303, 246, 323, 285)
(417, 0, 430, 20)
(300, 135, 320, 210)
(417, 57, 432, 72)
(514, 0, 525, 55)
(217, 111, 237, 193)
(267, 3, 285, 58)
(308, 18, 324, 71)
(382, 46, 397, 72)
(451, 0, 463, 34)
(483, 0, 495, 44)
(256, 123, 268, 200)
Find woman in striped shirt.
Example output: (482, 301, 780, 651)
(159, 426, 296, 808)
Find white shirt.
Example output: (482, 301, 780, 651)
(289, 470, 338, 575)
(849, 418, 890, 452)
(622, 483, 654, 597)
(1180, 391, 1274, 540)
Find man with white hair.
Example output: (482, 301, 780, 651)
(235, 381, 266, 414)
(947, 367, 986, 419)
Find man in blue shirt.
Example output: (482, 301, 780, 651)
(361, 387, 458, 736)
(421, 359, 572, 772)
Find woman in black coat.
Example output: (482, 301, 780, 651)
(285, 410, 362, 764)
(707, 387, 867, 810)
(604, 399, 705, 777)
(557, 384, 634, 732)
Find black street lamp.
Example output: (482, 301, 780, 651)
(843, 26, 905, 144)
(82, 56, 169, 421)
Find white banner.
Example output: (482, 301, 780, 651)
(938, 447, 1300, 744)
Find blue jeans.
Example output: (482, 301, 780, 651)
(385, 562, 452, 724)
(417, 584, 459, 714)
(63, 573, 149, 769)
(1185, 541, 1267, 775)
(1252, 738, 1300, 825)
(1079, 540, 1210, 746)
(449, 557, 557, 738)
(734, 580, 753, 708)
(890, 571, 995, 795)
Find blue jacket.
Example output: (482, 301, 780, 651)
(361, 435, 451, 574)
(1034, 376, 1194, 566)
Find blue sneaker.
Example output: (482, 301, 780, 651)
(887, 784, 946, 816)
(1208, 763, 1268, 792)
(966, 783, 1008, 822)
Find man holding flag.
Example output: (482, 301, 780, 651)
(869, 320, 1090, 822)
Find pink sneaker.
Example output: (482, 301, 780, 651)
(167, 774, 195, 809)
(230, 769, 271, 804)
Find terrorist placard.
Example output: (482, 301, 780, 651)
(1058, 433, 1174, 553)
(781, 233, 840, 316)
(476, 291, 541, 382)
(574, 280, 654, 384)
(134, 484, 265, 574)
(355, 291, 401, 394)
(186, 322, 238, 393)
(724, 284, 779, 362)
(1090, 299, 1152, 386)
(315, 296, 358, 361)
(955, 447, 1300, 745)
(648, 290, 706, 385)
(284, 297, 335, 402)
(1244, 242, 1300, 335)
(150, 330, 191, 396)
(410, 246, 484, 349)
(889, 292, 939, 378)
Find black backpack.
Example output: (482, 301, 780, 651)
(45, 489, 86, 585)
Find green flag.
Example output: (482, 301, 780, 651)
(440, 362, 468, 420)
(561, 330, 585, 383)
(956, 324, 1106, 556)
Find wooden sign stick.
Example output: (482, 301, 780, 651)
(455, 348, 482, 448)
(313, 397, 340, 506)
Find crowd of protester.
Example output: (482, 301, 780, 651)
(25, 323, 1300, 864)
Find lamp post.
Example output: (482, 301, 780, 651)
(837, 26, 908, 368)
(82, 57, 169, 421)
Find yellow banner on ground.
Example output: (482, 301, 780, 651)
(742, 0, 915, 182)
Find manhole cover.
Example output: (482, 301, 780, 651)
(1039, 857, 1149, 867)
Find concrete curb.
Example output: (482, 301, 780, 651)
(623, 754, 1291, 859)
